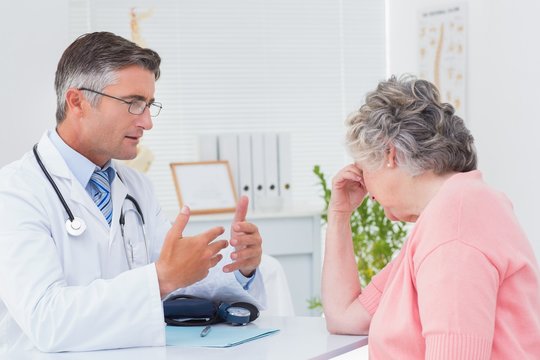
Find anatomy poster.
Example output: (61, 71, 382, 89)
(418, 4, 467, 117)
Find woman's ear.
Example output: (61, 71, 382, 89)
(386, 145, 397, 168)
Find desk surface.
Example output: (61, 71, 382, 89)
(14, 316, 367, 360)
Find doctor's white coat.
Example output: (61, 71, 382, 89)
(0, 132, 265, 353)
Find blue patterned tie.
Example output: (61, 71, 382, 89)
(90, 169, 112, 225)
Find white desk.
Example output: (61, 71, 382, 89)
(181, 209, 323, 316)
(12, 317, 367, 360)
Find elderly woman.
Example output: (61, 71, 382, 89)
(322, 76, 540, 359)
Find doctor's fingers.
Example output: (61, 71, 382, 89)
(230, 245, 261, 262)
(171, 206, 191, 237)
(206, 239, 229, 256)
(232, 221, 258, 235)
(233, 195, 249, 223)
(193, 226, 226, 244)
(230, 232, 262, 248)
(223, 248, 261, 273)
(208, 253, 224, 268)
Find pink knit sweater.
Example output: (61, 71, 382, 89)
(358, 171, 540, 359)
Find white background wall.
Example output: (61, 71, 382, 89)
(387, 0, 540, 258)
(0, 2, 69, 165)
(1, 0, 539, 260)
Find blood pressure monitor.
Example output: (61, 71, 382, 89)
(218, 302, 259, 325)
(163, 295, 260, 327)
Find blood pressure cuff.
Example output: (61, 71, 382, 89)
(163, 294, 259, 326)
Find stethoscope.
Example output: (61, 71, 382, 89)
(33, 144, 149, 268)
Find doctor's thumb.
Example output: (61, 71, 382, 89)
(172, 206, 191, 236)
(233, 196, 249, 223)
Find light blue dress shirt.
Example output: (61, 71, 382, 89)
(48, 129, 115, 193)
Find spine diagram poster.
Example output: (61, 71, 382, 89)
(418, 4, 467, 117)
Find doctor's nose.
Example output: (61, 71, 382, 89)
(137, 109, 154, 130)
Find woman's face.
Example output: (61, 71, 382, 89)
(357, 161, 419, 222)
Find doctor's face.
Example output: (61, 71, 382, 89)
(81, 65, 155, 166)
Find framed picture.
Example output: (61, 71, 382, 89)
(170, 161, 238, 215)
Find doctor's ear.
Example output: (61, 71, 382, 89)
(64, 88, 87, 117)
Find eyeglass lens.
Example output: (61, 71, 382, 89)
(129, 100, 162, 117)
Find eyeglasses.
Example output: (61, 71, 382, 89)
(79, 88, 162, 117)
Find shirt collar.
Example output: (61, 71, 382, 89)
(48, 129, 116, 187)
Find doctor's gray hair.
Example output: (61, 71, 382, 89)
(345, 75, 477, 176)
(54, 32, 161, 123)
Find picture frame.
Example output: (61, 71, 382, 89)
(170, 161, 238, 215)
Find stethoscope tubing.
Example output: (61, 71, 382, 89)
(33, 143, 148, 268)
(121, 194, 145, 225)
(33, 144, 76, 222)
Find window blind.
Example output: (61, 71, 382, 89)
(68, 0, 386, 214)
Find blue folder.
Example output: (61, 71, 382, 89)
(166, 324, 279, 348)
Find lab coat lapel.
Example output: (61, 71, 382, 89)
(36, 131, 111, 228)
(36, 132, 73, 181)
(109, 172, 128, 250)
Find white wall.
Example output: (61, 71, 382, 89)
(2, 0, 538, 259)
(386, 0, 540, 258)
(1, 1, 385, 213)
(0, 1, 69, 167)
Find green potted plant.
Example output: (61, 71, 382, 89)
(309, 165, 408, 310)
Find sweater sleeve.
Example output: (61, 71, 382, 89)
(357, 254, 397, 315)
(416, 240, 498, 359)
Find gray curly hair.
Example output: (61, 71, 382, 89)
(345, 75, 477, 176)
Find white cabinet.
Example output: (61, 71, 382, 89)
(181, 209, 322, 316)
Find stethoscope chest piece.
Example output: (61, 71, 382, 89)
(66, 217, 86, 236)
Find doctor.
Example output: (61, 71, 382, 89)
(0, 32, 265, 353)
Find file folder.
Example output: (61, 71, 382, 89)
(263, 132, 279, 199)
(277, 132, 292, 205)
(218, 134, 239, 192)
(237, 133, 254, 206)
(166, 324, 279, 347)
(198, 134, 218, 161)
(250, 133, 266, 210)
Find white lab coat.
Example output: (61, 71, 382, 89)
(0, 132, 265, 353)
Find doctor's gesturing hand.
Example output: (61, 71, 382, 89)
(156, 206, 228, 298)
(223, 196, 263, 277)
